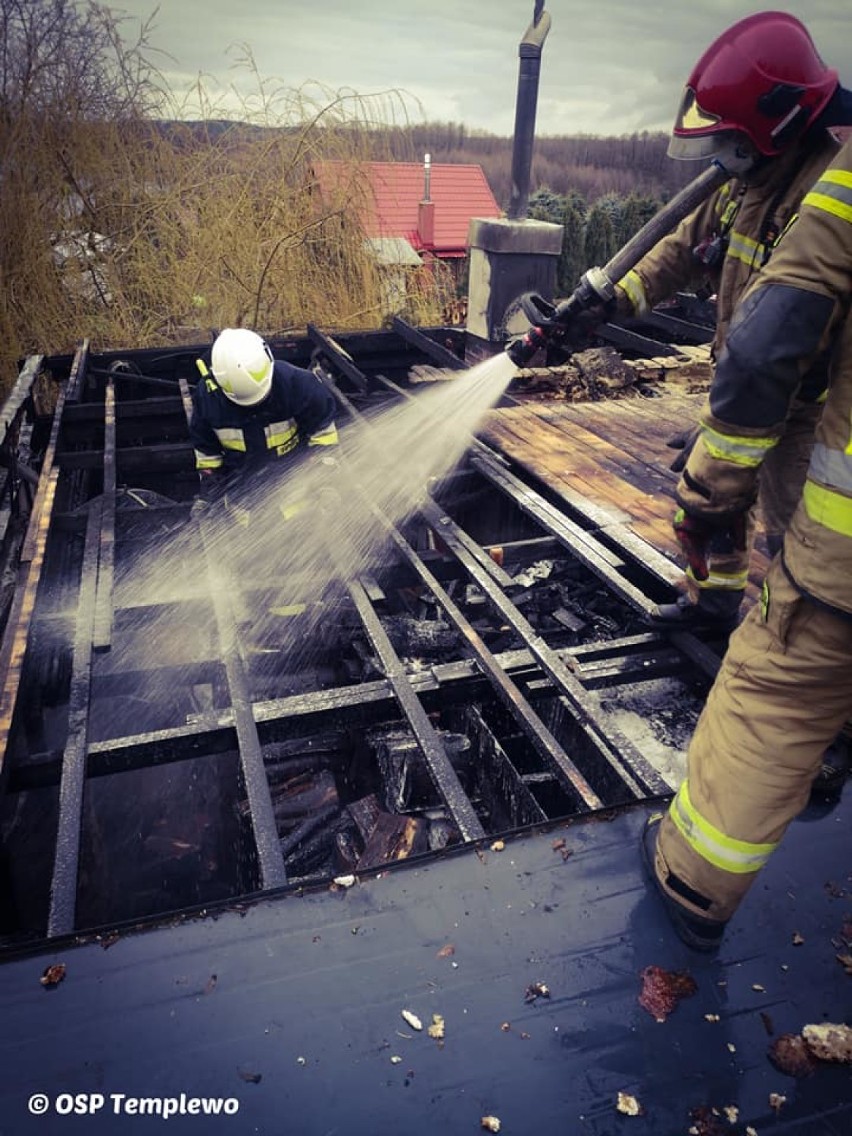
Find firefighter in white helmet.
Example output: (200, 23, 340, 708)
(642, 133, 852, 952)
(189, 328, 338, 501)
(612, 12, 852, 638)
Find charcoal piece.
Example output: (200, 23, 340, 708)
(356, 813, 428, 872)
(271, 769, 339, 821)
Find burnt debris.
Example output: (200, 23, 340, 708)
(0, 322, 717, 947)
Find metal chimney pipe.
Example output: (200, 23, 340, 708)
(424, 152, 432, 202)
(507, 1, 551, 221)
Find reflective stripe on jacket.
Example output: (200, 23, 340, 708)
(189, 359, 338, 474)
(681, 138, 852, 616)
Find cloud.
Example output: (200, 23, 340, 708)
(117, 0, 851, 135)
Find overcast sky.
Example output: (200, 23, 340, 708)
(114, 1, 851, 136)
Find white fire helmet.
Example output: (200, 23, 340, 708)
(210, 328, 274, 406)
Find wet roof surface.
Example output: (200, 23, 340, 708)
(0, 789, 848, 1136)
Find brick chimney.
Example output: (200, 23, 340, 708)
(417, 152, 435, 249)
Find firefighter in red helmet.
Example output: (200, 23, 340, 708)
(617, 10, 851, 622)
(642, 131, 852, 952)
(668, 10, 840, 165)
(612, 11, 852, 796)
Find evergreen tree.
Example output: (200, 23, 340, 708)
(583, 204, 618, 269)
(619, 194, 662, 245)
(557, 203, 586, 294)
(528, 186, 565, 224)
(563, 188, 588, 220)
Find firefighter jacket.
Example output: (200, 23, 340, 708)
(675, 135, 852, 618)
(616, 130, 841, 359)
(189, 359, 338, 478)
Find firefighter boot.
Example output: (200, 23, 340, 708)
(649, 588, 742, 635)
(640, 814, 727, 952)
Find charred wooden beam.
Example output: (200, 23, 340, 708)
(0, 346, 84, 780)
(470, 447, 660, 616)
(335, 563, 485, 843)
(0, 468, 58, 786)
(424, 504, 516, 590)
(55, 442, 193, 472)
(419, 499, 670, 799)
(178, 377, 287, 890)
(92, 378, 116, 650)
(62, 396, 185, 421)
(86, 367, 185, 393)
(307, 324, 368, 392)
(356, 811, 428, 871)
(390, 317, 466, 371)
(367, 507, 604, 811)
(595, 324, 682, 356)
(47, 498, 103, 936)
(0, 354, 43, 450)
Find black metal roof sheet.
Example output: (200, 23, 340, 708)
(0, 792, 849, 1136)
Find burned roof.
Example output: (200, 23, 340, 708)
(0, 314, 848, 1134)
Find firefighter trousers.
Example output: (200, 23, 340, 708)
(686, 400, 823, 606)
(657, 557, 852, 924)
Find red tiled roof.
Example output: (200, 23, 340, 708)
(314, 161, 501, 256)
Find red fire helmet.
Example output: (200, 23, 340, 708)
(669, 11, 838, 161)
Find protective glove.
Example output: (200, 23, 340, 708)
(666, 425, 700, 474)
(673, 507, 747, 582)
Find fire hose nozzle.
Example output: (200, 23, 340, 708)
(506, 323, 549, 367)
(506, 269, 617, 368)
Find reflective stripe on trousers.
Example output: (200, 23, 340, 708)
(668, 780, 776, 874)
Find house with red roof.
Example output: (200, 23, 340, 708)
(313, 157, 502, 313)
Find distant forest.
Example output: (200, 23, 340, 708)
(374, 122, 698, 209)
(189, 119, 697, 209)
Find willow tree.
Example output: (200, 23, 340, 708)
(0, 4, 450, 395)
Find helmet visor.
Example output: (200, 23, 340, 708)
(670, 87, 725, 159)
(673, 86, 721, 135)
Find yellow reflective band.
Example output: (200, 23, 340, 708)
(619, 269, 648, 315)
(692, 568, 749, 591)
(802, 480, 852, 537)
(726, 229, 763, 267)
(760, 579, 770, 622)
(669, 781, 777, 874)
(819, 168, 852, 189)
(308, 424, 339, 447)
(196, 359, 210, 378)
(702, 424, 777, 467)
(213, 427, 246, 452)
(265, 420, 297, 450)
(195, 452, 223, 471)
(266, 428, 297, 448)
(776, 212, 798, 247)
(269, 603, 307, 617)
(802, 169, 852, 224)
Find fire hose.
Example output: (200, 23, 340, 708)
(506, 159, 732, 367)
